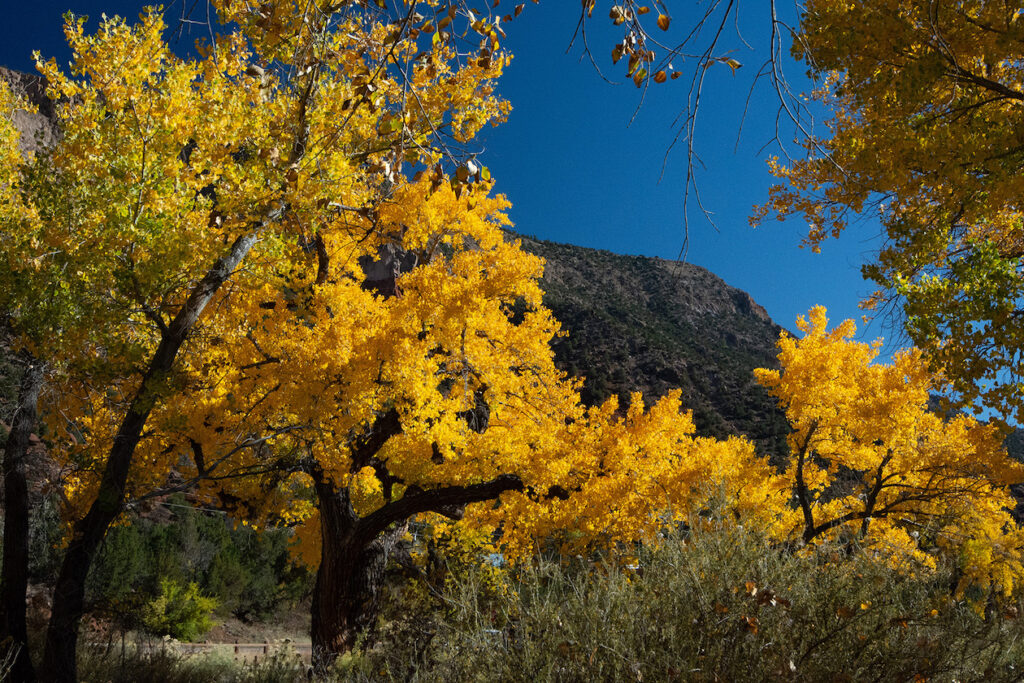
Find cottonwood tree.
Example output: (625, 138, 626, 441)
(0, 0, 530, 679)
(755, 0, 1024, 422)
(0, 0, 796, 677)
(146, 175, 790, 667)
(758, 307, 1024, 596)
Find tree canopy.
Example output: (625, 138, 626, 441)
(3, 1, 1024, 679)
(755, 0, 1024, 422)
(0, 0, 791, 675)
(757, 307, 1024, 597)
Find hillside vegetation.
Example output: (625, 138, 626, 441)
(523, 236, 791, 462)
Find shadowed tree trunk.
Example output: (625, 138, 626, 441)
(308, 458, 524, 671)
(310, 485, 409, 668)
(0, 353, 45, 682)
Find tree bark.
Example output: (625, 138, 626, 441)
(309, 469, 524, 672)
(39, 233, 257, 683)
(310, 483, 408, 673)
(0, 354, 45, 682)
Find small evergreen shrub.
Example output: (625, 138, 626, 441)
(142, 578, 218, 642)
(87, 498, 312, 627)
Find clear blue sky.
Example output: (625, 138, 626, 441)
(0, 1, 897, 350)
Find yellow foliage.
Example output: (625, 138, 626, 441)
(759, 307, 1024, 595)
(754, 0, 1024, 422)
(1, 1, 787, 580)
(0, 0, 515, 519)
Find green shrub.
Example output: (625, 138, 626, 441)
(354, 522, 1024, 682)
(69, 519, 1024, 681)
(87, 499, 313, 625)
(142, 578, 218, 642)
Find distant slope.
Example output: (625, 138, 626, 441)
(519, 235, 791, 463)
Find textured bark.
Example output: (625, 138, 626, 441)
(310, 484, 408, 672)
(39, 233, 257, 683)
(0, 355, 45, 682)
(309, 469, 524, 671)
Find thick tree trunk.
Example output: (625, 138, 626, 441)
(38, 233, 257, 683)
(0, 355, 45, 682)
(310, 502, 407, 672)
(308, 469, 525, 672)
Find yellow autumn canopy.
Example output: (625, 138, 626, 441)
(757, 307, 1024, 596)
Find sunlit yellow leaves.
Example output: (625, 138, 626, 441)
(0, 1, 520, 525)
(755, 0, 1024, 421)
(760, 307, 1024, 596)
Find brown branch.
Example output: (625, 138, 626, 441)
(796, 421, 818, 542)
(354, 474, 523, 547)
(859, 452, 894, 537)
(349, 408, 402, 473)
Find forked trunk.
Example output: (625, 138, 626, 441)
(309, 484, 407, 672)
(307, 471, 525, 672)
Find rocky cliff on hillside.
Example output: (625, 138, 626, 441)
(0, 67, 58, 156)
(520, 236, 792, 463)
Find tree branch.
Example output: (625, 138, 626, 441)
(355, 474, 524, 547)
(796, 420, 818, 542)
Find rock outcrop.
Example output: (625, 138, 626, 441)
(0, 66, 58, 156)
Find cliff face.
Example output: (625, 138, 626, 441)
(0, 66, 58, 157)
(520, 236, 791, 463)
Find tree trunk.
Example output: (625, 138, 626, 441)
(39, 233, 257, 683)
(310, 515, 407, 672)
(308, 470, 525, 672)
(0, 355, 45, 682)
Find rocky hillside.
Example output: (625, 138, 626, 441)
(0, 66, 58, 156)
(521, 236, 791, 463)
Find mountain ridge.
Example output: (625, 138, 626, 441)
(519, 234, 792, 463)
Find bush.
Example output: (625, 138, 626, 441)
(87, 498, 313, 626)
(68, 519, 1024, 681)
(356, 522, 1024, 682)
(142, 578, 218, 642)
